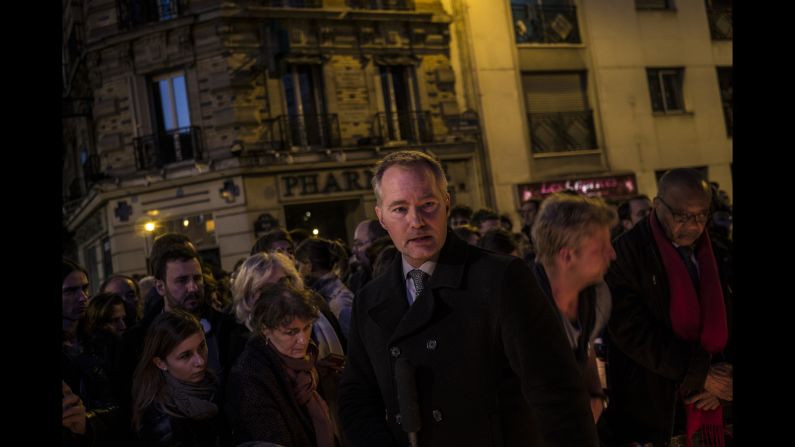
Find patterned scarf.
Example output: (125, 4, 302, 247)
(270, 342, 334, 447)
(649, 211, 728, 447)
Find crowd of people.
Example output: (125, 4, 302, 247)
(62, 150, 733, 447)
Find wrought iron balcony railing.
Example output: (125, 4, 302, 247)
(117, 0, 182, 29)
(261, 114, 341, 150)
(707, 6, 732, 40)
(528, 110, 597, 154)
(374, 111, 433, 144)
(134, 126, 203, 170)
(511, 4, 582, 44)
(347, 0, 414, 10)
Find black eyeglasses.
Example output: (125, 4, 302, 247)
(657, 197, 709, 225)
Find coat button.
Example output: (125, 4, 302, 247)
(432, 409, 443, 422)
(390, 346, 401, 358)
(426, 339, 437, 350)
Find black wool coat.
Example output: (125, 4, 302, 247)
(600, 217, 733, 445)
(338, 230, 598, 447)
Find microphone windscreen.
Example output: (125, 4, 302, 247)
(394, 357, 422, 433)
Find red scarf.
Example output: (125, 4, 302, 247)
(649, 211, 728, 447)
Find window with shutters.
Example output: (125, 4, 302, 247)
(280, 64, 339, 148)
(375, 65, 432, 144)
(646, 68, 686, 114)
(133, 71, 203, 170)
(522, 72, 597, 154)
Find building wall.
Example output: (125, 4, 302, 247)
(454, 0, 530, 216)
(584, 0, 733, 197)
(444, 0, 732, 225)
(64, 0, 488, 280)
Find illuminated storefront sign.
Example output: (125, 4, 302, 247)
(517, 174, 638, 201)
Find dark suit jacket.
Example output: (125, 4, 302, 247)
(338, 230, 598, 447)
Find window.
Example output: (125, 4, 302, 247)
(636, 0, 674, 9)
(377, 65, 431, 143)
(134, 71, 199, 169)
(522, 71, 597, 153)
(102, 237, 113, 279)
(511, 0, 581, 44)
(153, 72, 191, 132)
(282, 65, 328, 147)
(717, 67, 732, 137)
(706, 0, 732, 40)
(121, 0, 180, 28)
(647, 68, 685, 113)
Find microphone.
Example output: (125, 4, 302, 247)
(395, 357, 421, 447)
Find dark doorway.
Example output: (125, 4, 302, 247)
(284, 199, 360, 246)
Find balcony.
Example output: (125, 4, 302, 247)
(528, 110, 597, 154)
(261, 114, 341, 150)
(374, 111, 433, 145)
(511, 4, 581, 44)
(117, 0, 182, 29)
(707, 6, 732, 40)
(134, 126, 203, 170)
(347, 0, 414, 10)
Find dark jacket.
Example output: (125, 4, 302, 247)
(600, 216, 733, 445)
(532, 263, 609, 402)
(225, 335, 320, 446)
(138, 404, 221, 447)
(63, 333, 133, 447)
(338, 230, 598, 447)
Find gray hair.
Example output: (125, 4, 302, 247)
(371, 150, 449, 205)
(231, 252, 304, 331)
(531, 193, 617, 268)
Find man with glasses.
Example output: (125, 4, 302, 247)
(599, 169, 733, 447)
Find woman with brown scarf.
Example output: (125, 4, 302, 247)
(226, 282, 338, 447)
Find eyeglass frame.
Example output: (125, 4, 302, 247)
(656, 196, 709, 225)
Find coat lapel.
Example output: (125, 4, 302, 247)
(388, 230, 467, 345)
(367, 253, 410, 337)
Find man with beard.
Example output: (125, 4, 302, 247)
(599, 169, 733, 446)
(119, 244, 233, 426)
(529, 193, 617, 424)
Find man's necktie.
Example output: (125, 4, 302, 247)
(408, 269, 430, 302)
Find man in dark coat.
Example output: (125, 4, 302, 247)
(338, 150, 598, 447)
(599, 168, 733, 446)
